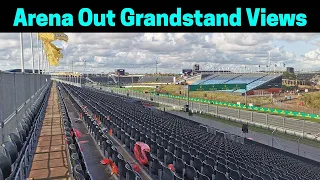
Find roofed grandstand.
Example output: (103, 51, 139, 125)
(193, 73, 283, 95)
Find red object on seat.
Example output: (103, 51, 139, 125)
(100, 158, 113, 165)
(132, 163, 140, 172)
(134, 142, 150, 165)
(168, 164, 175, 172)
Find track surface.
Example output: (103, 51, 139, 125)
(28, 84, 70, 179)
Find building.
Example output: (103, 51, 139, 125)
(193, 64, 200, 71)
(182, 69, 193, 75)
(286, 67, 294, 73)
(115, 69, 125, 76)
(192, 73, 283, 95)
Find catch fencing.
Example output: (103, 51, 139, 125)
(0, 71, 51, 143)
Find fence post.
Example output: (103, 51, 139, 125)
(266, 114, 268, 127)
(216, 106, 218, 116)
(283, 117, 286, 131)
(251, 112, 253, 122)
(302, 120, 305, 138)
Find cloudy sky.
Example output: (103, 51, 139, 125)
(0, 33, 320, 74)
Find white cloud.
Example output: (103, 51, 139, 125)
(0, 33, 320, 73)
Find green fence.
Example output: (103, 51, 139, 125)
(118, 88, 320, 120)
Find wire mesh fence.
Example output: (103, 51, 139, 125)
(0, 71, 51, 144)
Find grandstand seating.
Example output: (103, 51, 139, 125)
(0, 83, 51, 179)
(61, 83, 320, 180)
(193, 73, 282, 93)
(139, 76, 174, 83)
(89, 76, 115, 84)
(57, 86, 90, 179)
(88, 76, 140, 85)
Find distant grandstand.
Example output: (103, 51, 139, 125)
(192, 73, 283, 95)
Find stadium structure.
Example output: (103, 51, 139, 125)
(191, 72, 283, 95)
(1, 68, 320, 180)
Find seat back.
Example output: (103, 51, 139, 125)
(2, 141, 18, 164)
(161, 166, 174, 180)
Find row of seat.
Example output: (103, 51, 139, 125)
(0, 83, 51, 180)
(59, 83, 144, 180)
(57, 84, 91, 180)
(62, 83, 320, 180)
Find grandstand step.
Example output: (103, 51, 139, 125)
(61, 90, 116, 180)
(28, 85, 70, 180)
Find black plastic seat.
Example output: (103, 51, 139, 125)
(2, 141, 18, 163)
(229, 168, 241, 180)
(182, 151, 192, 165)
(202, 162, 215, 180)
(193, 157, 202, 172)
(0, 168, 3, 180)
(165, 150, 174, 165)
(198, 172, 210, 180)
(73, 165, 86, 180)
(157, 145, 165, 162)
(0, 152, 11, 179)
(184, 163, 197, 180)
(8, 133, 23, 152)
(174, 157, 185, 178)
(260, 171, 272, 180)
(239, 167, 251, 178)
(126, 164, 139, 180)
(150, 155, 162, 178)
(217, 162, 227, 174)
(228, 161, 239, 171)
(175, 146, 183, 158)
(215, 170, 227, 180)
(206, 156, 216, 167)
(161, 166, 174, 180)
(252, 173, 264, 180)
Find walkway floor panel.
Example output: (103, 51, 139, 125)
(28, 85, 70, 180)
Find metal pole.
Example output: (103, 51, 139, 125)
(37, 34, 41, 74)
(20, 33, 25, 73)
(272, 129, 276, 147)
(298, 136, 302, 155)
(156, 61, 158, 74)
(41, 42, 44, 74)
(187, 84, 190, 113)
(245, 91, 247, 106)
(30, 33, 35, 73)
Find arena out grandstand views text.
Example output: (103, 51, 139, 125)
(13, 7, 307, 27)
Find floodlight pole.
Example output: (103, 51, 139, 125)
(20, 33, 25, 73)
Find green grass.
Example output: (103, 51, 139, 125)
(127, 87, 155, 92)
(191, 112, 320, 148)
(123, 86, 320, 122)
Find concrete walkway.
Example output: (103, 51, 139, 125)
(28, 85, 70, 180)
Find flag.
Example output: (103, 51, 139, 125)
(38, 33, 68, 42)
(43, 41, 63, 66)
(38, 33, 68, 66)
